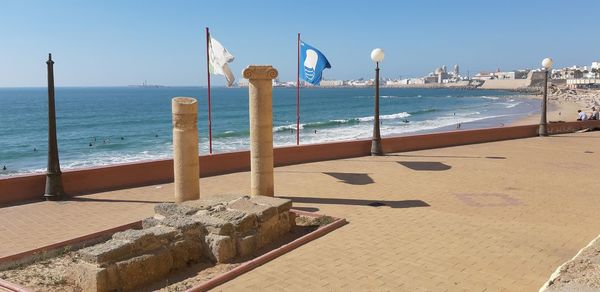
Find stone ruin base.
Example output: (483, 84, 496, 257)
(71, 195, 294, 291)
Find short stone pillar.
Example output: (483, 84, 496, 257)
(242, 65, 278, 197)
(172, 97, 200, 203)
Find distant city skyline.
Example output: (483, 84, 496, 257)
(1, 0, 599, 87)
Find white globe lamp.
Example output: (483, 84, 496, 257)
(542, 58, 553, 70)
(371, 48, 385, 63)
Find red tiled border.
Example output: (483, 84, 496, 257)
(188, 210, 347, 292)
(0, 221, 142, 270)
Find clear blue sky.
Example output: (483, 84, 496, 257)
(1, 0, 598, 87)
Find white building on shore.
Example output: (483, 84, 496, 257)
(320, 79, 344, 87)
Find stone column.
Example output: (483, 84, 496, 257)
(243, 65, 278, 197)
(172, 97, 200, 203)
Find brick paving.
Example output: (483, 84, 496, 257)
(2, 132, 600, 291)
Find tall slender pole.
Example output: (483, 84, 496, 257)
(44, 53, 65, 200)
(371, 62, 382, 156)
(539, 69, 548, 136)
(206, 27, 213, 154)
(296, 33, 300, 145)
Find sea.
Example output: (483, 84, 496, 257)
(0, 87, 540, 177)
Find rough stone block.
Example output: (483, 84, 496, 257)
(236, 233, 258, 258)
(183, 193, 242, 210)
(170, 240, 203, 270)
(204, 234, 236, 263)
(154, 202, 200, 217)
(250, 196, 292, 214)
(159, 215, 205, 238)
(288, 211, 297, 229)
(78, 239, 135, 265)
(227, 197, 277, 222)
(115, 247, 173, 291)
(211, 209, 257, 235)
(192, 214, 234, 236)
(112, 226, 179, 253)
(71, 262, 113, 292)
(141, 217, 160, 229)
(256, 211, 291, 249)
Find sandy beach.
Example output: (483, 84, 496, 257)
(511, 86, 600, 126)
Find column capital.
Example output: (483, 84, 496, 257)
(243, 65, 278, 80)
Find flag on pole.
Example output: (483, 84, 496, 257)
(208, 36, 235, 86)
(300, 41, 331, 85)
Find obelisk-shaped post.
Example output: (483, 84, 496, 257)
(172, 97, 200, 203)
(44, 53, 65, 201)
(243, 65, 278, 197)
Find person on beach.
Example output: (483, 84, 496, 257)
(577, 110, 587, 121)
(589, 107, 599, 120)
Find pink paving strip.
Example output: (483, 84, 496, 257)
(187, 210, 348, 292)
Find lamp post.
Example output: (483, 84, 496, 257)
(44, 53, 65, 201)
(539, 57, 553, 136)
(370, 48, 384, 156)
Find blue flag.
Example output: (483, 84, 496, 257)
(300, 41, 331, 85)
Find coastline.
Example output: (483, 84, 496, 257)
(510, 87, 600, 126)
(0, 87, 590, 177)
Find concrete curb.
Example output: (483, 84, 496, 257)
(187, 210, 347, 292)
(538, 234, 600, 292)
(0, 278, 30, 292)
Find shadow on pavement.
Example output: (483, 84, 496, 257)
(69, 197, 166, 204)
(397, 161, 452, 171)
(281, 196, 430, 209)
(291, 206, 320, 212)
(323, 172, 374, 185)
(390, 154, 507, 160)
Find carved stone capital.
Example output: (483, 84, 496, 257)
(242, 65, 278, 80)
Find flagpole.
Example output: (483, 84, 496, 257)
(296, 32, 300, 145)
(206, 27, 213, 154)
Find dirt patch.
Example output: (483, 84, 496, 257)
(543, 235, 600, 291)
(0, 214, 330, 291)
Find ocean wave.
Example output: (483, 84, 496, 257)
(213, 129, 249, 138)
(273, 118, 361, 132)
(273, 112, 411, 132)
(504, 102, 521, 108)
(409, 108, 438, 115)
(480, 96, 500, 100)
(357, 112, 411, 122)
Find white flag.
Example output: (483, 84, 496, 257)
(208, 36, 235, 86)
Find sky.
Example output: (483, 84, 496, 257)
(0, 0, 599, 87)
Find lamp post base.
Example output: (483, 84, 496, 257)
(44, 172, 65, 201)
(371, 139, 382, 156)
(538, 124, 548, 137)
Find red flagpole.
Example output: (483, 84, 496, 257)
(296, 33, 300, 145)
(206, 27, 213, 154)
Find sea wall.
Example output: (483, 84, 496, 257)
(480, 79, 531, 90)
(1, 121, 599, 205)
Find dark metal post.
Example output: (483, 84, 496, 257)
(371, 62, 383, 156)
(44, 53, 65, 200)
(539, 69, 548, 136)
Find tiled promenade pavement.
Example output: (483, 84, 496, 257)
(2, 132, 600, 291)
